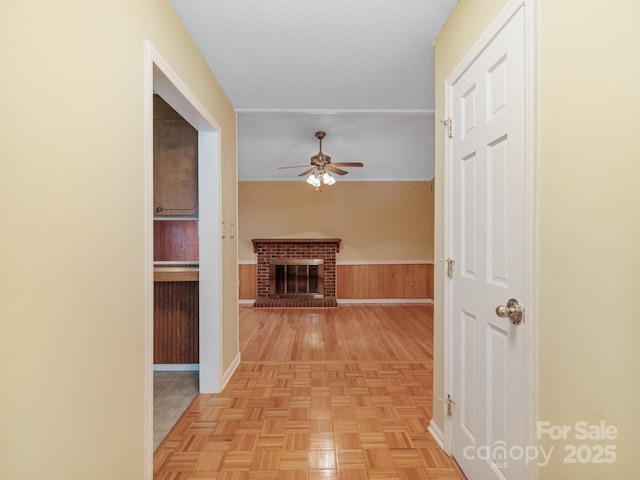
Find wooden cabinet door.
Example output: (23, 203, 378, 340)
(153, 95, 198, 217)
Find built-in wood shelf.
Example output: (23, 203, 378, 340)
(154, 267, 199, 282)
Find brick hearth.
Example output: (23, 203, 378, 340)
(252, 238, 341, 308)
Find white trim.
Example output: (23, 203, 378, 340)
(336, 260, 435, 265)
(236, 108, 435, 115)
(153, 364, 200, 372)
(238, 260, 257, 265)
(338, 299, 433, 305)
(220, 352, 241, 391)
(441, 0, 537, 476)
(428, 419, 446, 451)
(145, 41, 225, 479)
(143, 45, 155, 480)
(238, 177, 435, 182)
(198, 131, 224, 394)
(524, 1, 539, 478)
(445, 0, 526, 85)
(239, 299, 255, 305)
(151, 53, 221, 132)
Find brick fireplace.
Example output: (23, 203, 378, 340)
(252, 238, 341, 307)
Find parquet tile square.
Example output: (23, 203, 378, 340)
(335, 449, 366, 469)
(363, 448, 395, 469)
(154, 306, 466, 480)
(309, 449, 337, 469)
(194, 451, 226, 471)
(275, 470, 308, 480)
(280, 451, 309, 470)
(223, 451, 254, 469)
(248, 471, 277, 480)
(251, 450, 282, 470)
(334, 432, 361, 450)
(337, 468, 368, 480)
(383, 431, 414, 449)
(390, 450, 423, 468)
(255, 433, 285, 449)
(309, 433, 335, 450)
(308, 470, 338, 480)
(360, 432, 388, 449)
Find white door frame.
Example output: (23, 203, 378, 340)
(143, 42, 224, 476)
(442, 0, 537, 478)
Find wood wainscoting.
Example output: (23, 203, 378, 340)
(239, 262, 433, 302)
(238, 263, 257, 300)
(337, 263, 434, 300)
(154, 282, 199, 364)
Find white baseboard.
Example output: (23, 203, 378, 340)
(153, 364, 199, 372)
(220, 352, 241, 390)
(338, 298, 433, 305)
(428, 419, 447, 452)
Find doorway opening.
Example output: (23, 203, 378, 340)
(145, 42, 223, 469)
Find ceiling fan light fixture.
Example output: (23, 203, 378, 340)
(322, 172, 336, 185)
(278, 131, 363, 186)
(306, 173, 321, 187)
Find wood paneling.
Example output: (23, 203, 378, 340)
(154, 220, 199, 262)
(154, 282, 199, 364)
(239, 263, 434, 301)
(336, 263, 434, 300)
(238, 263, 257, 300)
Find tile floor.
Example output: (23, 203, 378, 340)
(154, 370, 199, 450)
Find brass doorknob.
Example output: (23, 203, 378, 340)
(495, 298, 524, 324)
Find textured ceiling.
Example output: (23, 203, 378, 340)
(239, 112, 435, 181)
(169, 0, 458, 180)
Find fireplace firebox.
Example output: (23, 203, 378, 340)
(269, 258, 324, 299)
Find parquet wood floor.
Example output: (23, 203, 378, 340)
(154, 304, 466, 479)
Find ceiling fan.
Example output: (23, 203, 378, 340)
(278, 131, 364, 187)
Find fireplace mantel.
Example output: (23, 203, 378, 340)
(252, 238, 341, 253)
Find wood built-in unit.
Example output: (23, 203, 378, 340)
(153, 94, 198, 217)
(153, 94, 199, 365)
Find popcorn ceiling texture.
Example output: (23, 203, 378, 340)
(170, 0, 458, 110)
(169, 1, 457, 181)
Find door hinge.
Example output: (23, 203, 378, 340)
(446, 394, 455, 416)
(445, 258, 455, 279)
(441, 118, 453, 139)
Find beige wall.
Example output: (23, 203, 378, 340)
(0, 1, 237, 479)
(435, 0, 640, 478)
(238, 181, 434, 262)
(536, 1, 640, 477)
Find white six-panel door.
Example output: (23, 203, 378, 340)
(447, 5, 526, 479)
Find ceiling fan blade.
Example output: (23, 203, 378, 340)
(327, 166, 349, 175)
(278, 164, 313, 169)
(331, 162, 364, 167)
(297, 167, 316, 177)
